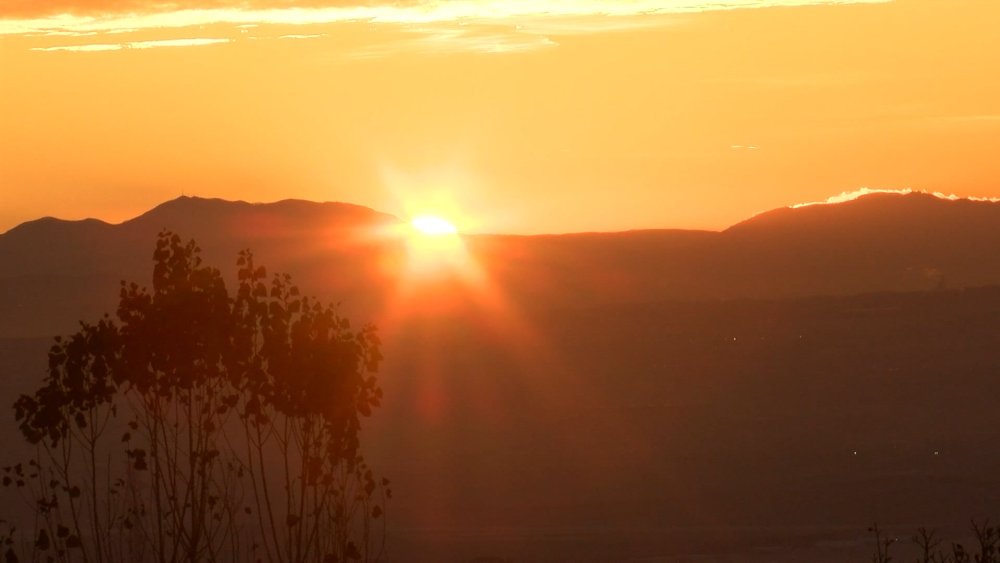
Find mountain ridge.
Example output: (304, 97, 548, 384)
(6, 190, 994, 239)
(4, 190, 1000, 337)
(727, 190, 1000, 235)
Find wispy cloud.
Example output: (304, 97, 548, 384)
(24, 29, 98, 37)
(347, 25, 558, 58)
(2, 0, 894, 35)
(2, 0, 894, 21)
(2, 0, 891, 54)
(30, 37, 231, 51)
(276, 33, 325, 40)
(30, 42, 121, 51)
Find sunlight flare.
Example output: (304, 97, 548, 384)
(401, 214, 467, 280)
(411, 215, 458, 237)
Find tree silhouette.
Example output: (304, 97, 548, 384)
(3, 232, 389, 562)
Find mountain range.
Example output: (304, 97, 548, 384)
(3, 190, 1000, 338)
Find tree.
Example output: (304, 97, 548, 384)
(3, 232, 389, 562)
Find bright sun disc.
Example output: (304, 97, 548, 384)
(402, 214, 466, 279)
(411, 215, 457, 236)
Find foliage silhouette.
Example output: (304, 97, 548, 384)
(869, 520, 1000, 563)
(3, 231, 389, 562)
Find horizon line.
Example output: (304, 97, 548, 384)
(3, 188, 997, 239)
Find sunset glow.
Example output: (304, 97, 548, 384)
(4, 1, 1000, 234)
(394, 215, 469, 284)
(411, 216, 458, 237)
(5, 1, 1000, 560)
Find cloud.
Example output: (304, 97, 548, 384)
(791, 188, 1000, 209)
(346, 24, 558, 58)
(0, 0, 361, 18)
(0, 0, 893, 20)
(30, 41, 120, 51)
(276, 33, 325, 39)
(1, 1, 893, 34)
(1, 0, 891, 55)
(30, 37, 230, 51)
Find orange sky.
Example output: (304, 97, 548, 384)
(1, 0, 999, 234)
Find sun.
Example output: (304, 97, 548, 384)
(411, 215, 458, 236)
(399, 214, 465, 278)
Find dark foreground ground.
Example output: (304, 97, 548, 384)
(4, 286, 1000, 561)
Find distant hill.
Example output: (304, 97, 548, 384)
(719, 191, 1000, 296)
(0, 197, 402, 337)
(4, 191, 1000, 337)
(470, 191, 1000, 311)
(0, 196, 400, 279)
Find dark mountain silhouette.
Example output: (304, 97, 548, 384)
(0, 196, 402, 337)
(5, 191, 1000, 338)
(721, 191, 1000, 295)
(0, 196, 399, 278)
(4, 190, 1000, 562)
(471, 192, 1000, 307)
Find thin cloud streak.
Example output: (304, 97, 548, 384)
(276, 33, 325, 39)
(346, 26, 558, 58)
(31, 37, 231, 51)
(4, 0, 890, 56)
(31, 42, 120, 51)
(2, 1, 891, 37)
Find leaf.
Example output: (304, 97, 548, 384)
(344, 541, 361, 560)
(34, 530, 49, 551)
